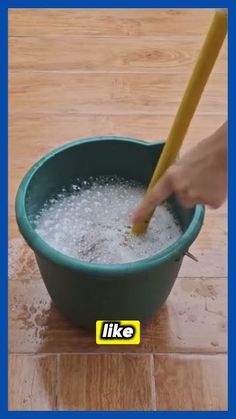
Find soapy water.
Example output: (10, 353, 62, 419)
(34, 175, 182, 264)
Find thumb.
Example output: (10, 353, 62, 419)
(131, 172, 173, 223)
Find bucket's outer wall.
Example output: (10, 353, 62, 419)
(15, 137, 204, 329)
(35, 253, 183, 330)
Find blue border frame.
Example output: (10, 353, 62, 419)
(1, 1, 234, 416)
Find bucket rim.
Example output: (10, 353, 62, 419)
(15, 136, 205, 276)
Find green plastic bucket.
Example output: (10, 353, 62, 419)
(15, 136, 204, 329)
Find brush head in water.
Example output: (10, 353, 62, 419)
(33, 175, 182, 265)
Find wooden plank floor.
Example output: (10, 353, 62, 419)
(8, 8, 227, 411)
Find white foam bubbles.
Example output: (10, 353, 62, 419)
(34, 175, 182, 264)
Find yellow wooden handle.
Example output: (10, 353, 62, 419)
(132, 10, 227, 235)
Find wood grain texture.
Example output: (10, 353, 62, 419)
(154, 354, 227, 410)
(8, 36, 226, 74)
(9, 277, 227, 354)
(8, 114, 228, 196)
(58, 354, 154, 410)
(8, 114, 227, 148)
(8, 354, 57, 411)
(9, 72, 227, 116)
(9, 114, 227, 161)
(8, 8, 227, 410)
(9, 9, 216, 37)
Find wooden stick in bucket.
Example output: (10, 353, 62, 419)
(132, 9, 227, 235)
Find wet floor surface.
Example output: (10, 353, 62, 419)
(8, 8, 227, 410)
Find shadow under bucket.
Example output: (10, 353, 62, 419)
(15, 136, 205, 329)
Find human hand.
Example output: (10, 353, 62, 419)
(132, 122, 227, 224)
